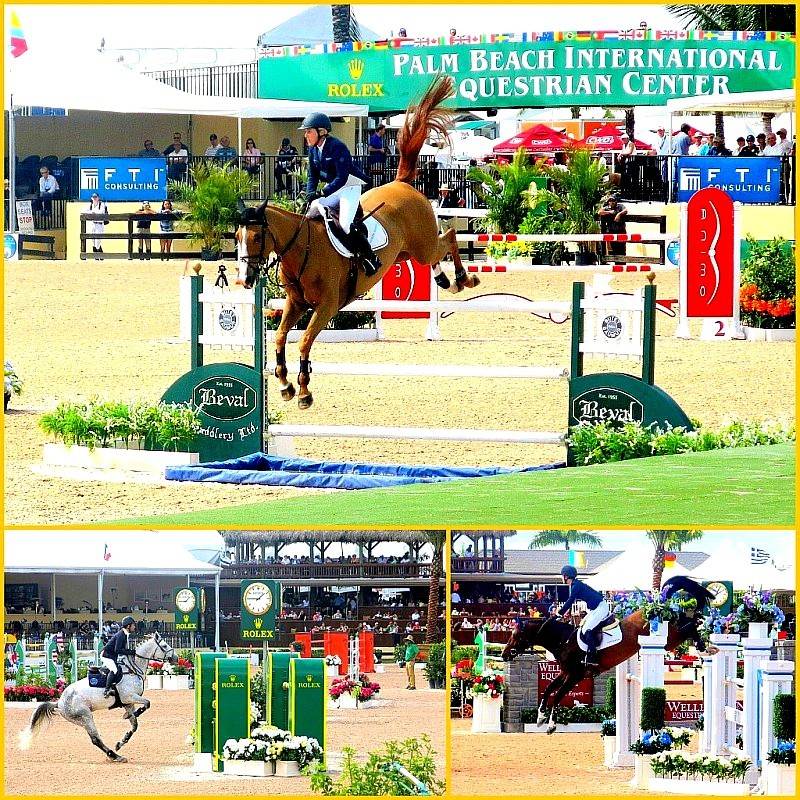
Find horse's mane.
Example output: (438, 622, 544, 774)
(395, 75, 454, 184)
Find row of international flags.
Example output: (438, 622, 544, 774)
(258, 29, 794, 59)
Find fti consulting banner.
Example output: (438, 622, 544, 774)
(78, 158, 167, 201)
(677, 157, 782, 202)
(258, 33, 795, 112)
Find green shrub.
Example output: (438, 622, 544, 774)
(605, 674, 616, 715)
(740, 236, 796, 329)
(772, 693, 795, 742)
(423, 642, 446, 684)
(520, 705, 610, 725)
(640, 687, 666, 733)
(450, 645, 478, 664)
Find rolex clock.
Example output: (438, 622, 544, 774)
(175, 588, 197, 613)
(240, 579, 281, 640)
(703, 580, 733, 615)
(173, 586, 201, 631)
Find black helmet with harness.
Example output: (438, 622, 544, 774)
(299, 112, 333, 132)
(121, 615, 136, 628)
(560, 565, 578, 580)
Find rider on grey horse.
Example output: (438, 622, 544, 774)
(558, 565, 609, 667)
(101, 615, 137, 698)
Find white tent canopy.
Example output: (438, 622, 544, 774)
(586, 544, 706, 592)
(689, 542, 795, 591)
(666, 89, 795, 116)
(5, 530, 222, 576)
(5, 49, 368, 118)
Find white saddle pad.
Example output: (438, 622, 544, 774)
(322, 214, 389, 259)
(576, 622, 623, 652)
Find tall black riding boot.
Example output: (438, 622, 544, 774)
(348, 223, 381, 277)
(103, 669, 118, 698)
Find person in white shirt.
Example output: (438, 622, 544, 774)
(204, 134, 220, 157)
(86, 193, 108, 258)
(38, 166, 59, 217)
(776, 128, 793, 156)
(762, 132, 783, 157)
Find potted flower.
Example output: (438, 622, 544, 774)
(324, 654, 342, 677)
(222, 735, 275, 777)
(739, 236, 795, 341)
(650, 752, 754, 795)
(146, 660, 164, 690)
(169, 162, 258, 260)
(601, 718, 617, 767)
(162, 656, 193, 690)
(269, 732, 323, 777)
(468, 671, 506, 733)
(329, 675, 381, 709)
(731, 589, 785, 639)
(4, 361, 22, 411)
(374, 650, 385, 674)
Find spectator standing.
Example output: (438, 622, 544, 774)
(274, 137, 299, 193)
(135, 201, 156, 259)
(755, 132, 767, 154)
(215, 135, 237, 165)
(243, 138, 262, 177)
(368, 124, 388, 185)
(204, 134, 220, 157)
(733, 136, 747, 156)
(138, 139, 160, 158)
(158, 199, 177, 259)
(85, 192, 108, 259)
(688, 133, 704, 156)
(776, 128, 793, 204)
(738, 135, 759, 157)
(402, 635, 419, 690)
(164, 133, 189, 182)
(598, 193, 628, 262)
(776, 128, 793, 156)
(671, 123, 691, 156)
(762, 132, 783, 156)
(37, 166, 59, 218)
(708, 137, 732, 157)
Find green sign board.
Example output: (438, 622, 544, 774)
(267, 650, 299, 729)
(703, 580, 734, 616)
(288, 657, 326, 752)
(174, 586, 203, 632)
(214, 657, 250, 772)
(161, 362, 263, 462)
(259, 35, 795, 112)
(240, 579, 281, 641)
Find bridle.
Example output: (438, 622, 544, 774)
(122, 633, 175, 679)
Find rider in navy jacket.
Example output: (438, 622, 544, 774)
(300, 112, 381, 276)
(101, 616, 137, 697)
(558, 566, 609, 667)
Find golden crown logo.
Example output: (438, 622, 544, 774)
(182, 614, 189, 622)
(255, 618, 263, 629)
(229, 674, 236, 681)
(306, 674, 313, 682)
(348, 58, 364, 80)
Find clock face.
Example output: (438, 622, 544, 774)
(175, 589, 196, 613)
(243, 582, 273, 615)
(706, 581, 729, 607)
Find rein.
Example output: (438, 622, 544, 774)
(253, 208, 313, 304)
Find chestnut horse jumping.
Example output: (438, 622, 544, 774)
(501, 577, 713, 734)
(236, 75, 479, 409)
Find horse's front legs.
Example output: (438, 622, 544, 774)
(436, 227, 480, 294)
(536, 672, 567, 727)
(274, 297, 308, 402)
(296, 302, 339, 410)
(115, 696, 150, 752)
(544, 670, 584, 735)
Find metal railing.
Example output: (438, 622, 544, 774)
(144, 63, 258, 98)
(451, 556, 505, 573)
(221, 561, 435, 580)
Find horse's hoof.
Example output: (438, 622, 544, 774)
(447, 283, 464, 294)
(298, 394, 313, 410)
(546, 725, 557, 735)
(281, 384, 296, 401)
(109, 754, 128, 763)
(536, 715, 546, 727)
(466, 275, 481, 289)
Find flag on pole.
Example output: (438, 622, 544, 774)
(103, 544, 111, 562)
(9, 12, 28, 58)
(568, 550, 587, 568)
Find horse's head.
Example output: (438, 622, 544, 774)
(144, 632, 177, 665)
(235, 198, 269, 289)
(501, 618, 541, 661)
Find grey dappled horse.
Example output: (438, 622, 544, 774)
(21, 632, 176, 762)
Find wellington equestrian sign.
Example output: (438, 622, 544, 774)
(258, 31, 795, 112)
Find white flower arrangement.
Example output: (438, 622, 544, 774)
(324, 655, 342, 666)
(224, 726, 323, 766)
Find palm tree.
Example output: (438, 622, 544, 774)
(422, 530, 446, 644)
(665, 5, 796, 139)
(645, 530, 705, 590)
(528, 529, 603, 550)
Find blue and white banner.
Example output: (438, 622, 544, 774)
(677, 156, 781, 203)
(78, 158, 167, 201)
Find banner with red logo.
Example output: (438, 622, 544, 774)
(537, 661, 593, 705)
(381, 259, 431, 318)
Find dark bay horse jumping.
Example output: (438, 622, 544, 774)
(501, 577, 714, 734)
(236, 75, 480, 409)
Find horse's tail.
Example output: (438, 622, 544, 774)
(19, 701, 59, 750)
(395, 75, 454, 184)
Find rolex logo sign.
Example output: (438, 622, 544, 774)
(306, 674, 313, 682)
(255, 618, 263, 629)
(348, 58, 364, 79)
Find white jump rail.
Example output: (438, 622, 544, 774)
(462, 262, 674, 273)
(264, 361, 569, 380)
(266, 297, 572, 316)
(458, 233, 677, 243)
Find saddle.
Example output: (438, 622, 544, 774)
(88, 665, 125, 708)
(577, 615, 621, 650)
(320, 204, 388, 260)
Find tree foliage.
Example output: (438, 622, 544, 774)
(528, 529, 603, 550)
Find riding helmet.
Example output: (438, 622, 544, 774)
(560, 565, 578, 579)
(121, 615, 136, 627)
(299, 112, 333, 132)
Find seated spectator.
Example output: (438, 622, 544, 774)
(37, 166, 59, 217)
(204, 134, 220, 157)
(164, 133, 190, 182)
(138, 139, 161, 158)
(243, 138, 262, 177)
(215, 135, 237, 164)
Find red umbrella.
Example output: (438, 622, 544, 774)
(492, 123, 572, 155)
(577, 123, 650, 152)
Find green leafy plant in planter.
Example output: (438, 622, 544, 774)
(423, 642, 446, 689)
(466, 148, 547, 233)
(739, 236, 796, 330)
(766, 693, 795, 764)
(544, 147, 611, 265)
(169, 162, 258, 260)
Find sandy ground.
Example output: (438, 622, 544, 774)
(4, 259, 795, 524)
(450, 684, 704, 795)
(4, 664, 445, 795)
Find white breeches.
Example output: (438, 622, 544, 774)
(580, 600, 611, 632)
(89, 222, 104, 249)
(101, 656, 120, 674)
(305, 183, 362, 232)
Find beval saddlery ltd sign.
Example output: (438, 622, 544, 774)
(258, 32, 794, 112)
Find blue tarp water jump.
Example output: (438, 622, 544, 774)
(165, 453, 564, 490)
